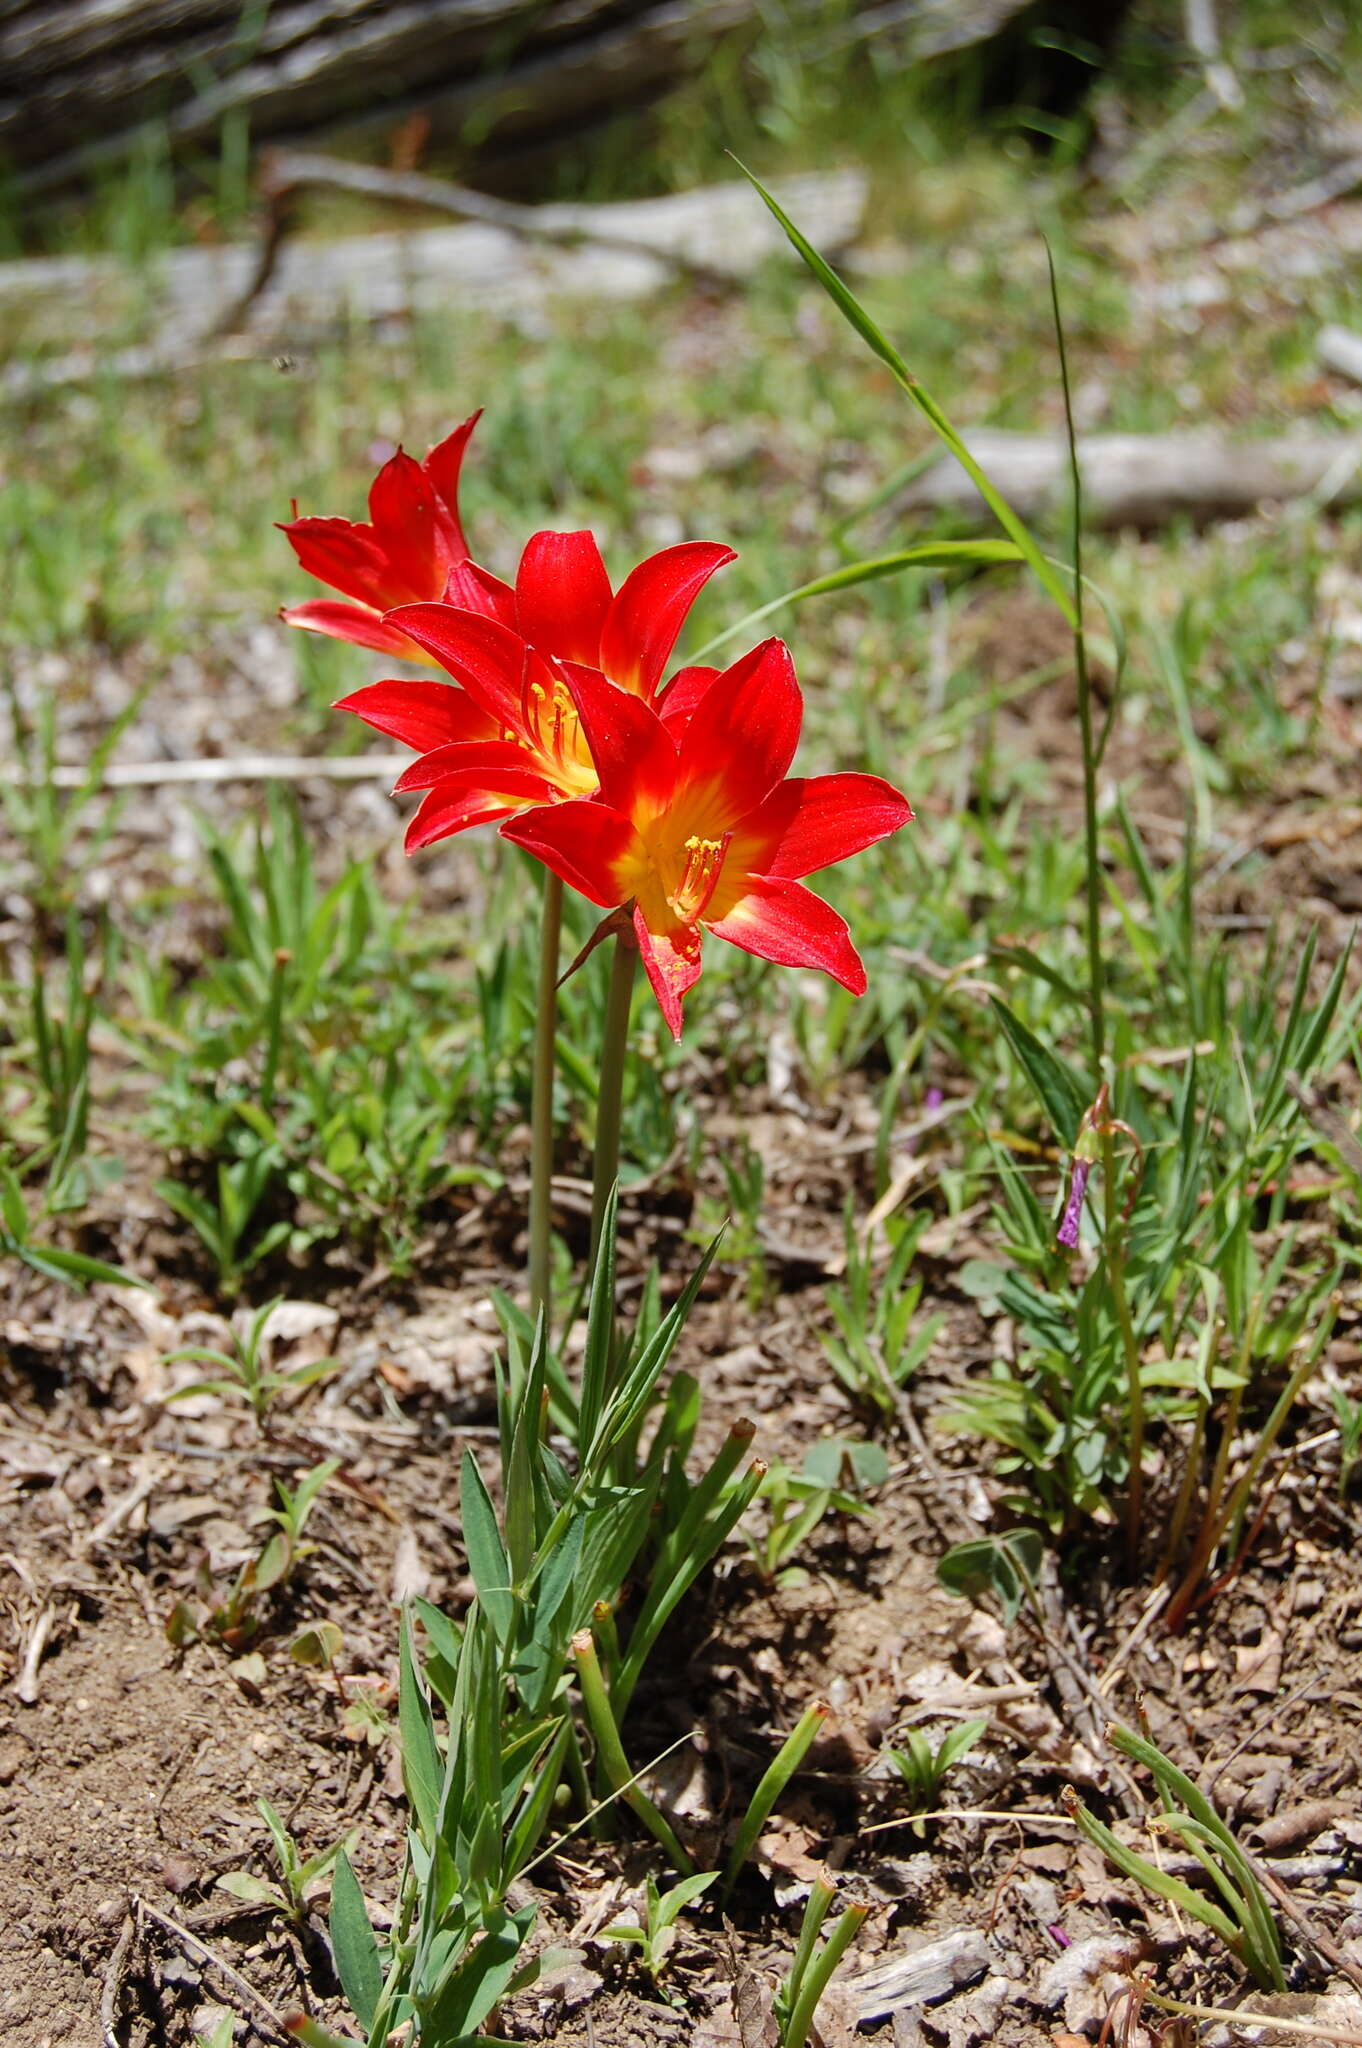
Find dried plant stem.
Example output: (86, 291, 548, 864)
(529, 870, 563, 1333)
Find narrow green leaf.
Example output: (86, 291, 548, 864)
(692, 540, 1023, 659)
(990, 997, 1089, 1146)
(734, 160, 1077, 626)
(342, 1861, 399, 2030)
(398, 1606, 442, 1843)
(460, 1450, 516, 1645)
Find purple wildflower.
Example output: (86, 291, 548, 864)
(1057, 1157, 1092, 1249)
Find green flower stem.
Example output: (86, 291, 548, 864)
(1102, 1133, 1145, 1574)
(529, 870, 564, 1336)
(260, 946, 291, 1121)
(722, 1700, 828, 1899)
(572, 1629, 693, 1875)
(590, 929, 639, 1268)
(781, 1900, 870, 2048)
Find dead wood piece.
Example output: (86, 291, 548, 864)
(848, 1930, 993, 2021)
(256, 146, 733, 286)
(0, 169, 866, 394)
(896, 428, 1362, 530)
(1319, 324, 1362, 387)
(135, 1897, 291, 2041)
(13, 1598, 57, 1703)
(100, 1910, 137, 2048)
(5, 0, 1044, 197)
(0, 751, 407, 790)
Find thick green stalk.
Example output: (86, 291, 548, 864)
(529, 870, 563, 1334)
(781, 1902, 869, 2048)
(572, 1630, 693, 1874)
(589, 930, 638, 1265)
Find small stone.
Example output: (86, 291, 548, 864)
(0, 1737, 28, 1785)
(161, 1853, 199, 1894)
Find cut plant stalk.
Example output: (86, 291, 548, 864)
(779, 1877, 870, 2048)
(529, 868, 563, 1332)
(572, 1628, 694, 1874)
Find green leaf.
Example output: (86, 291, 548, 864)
(289, 1621, 344, 1669)
(692, 540, 1023, 659)
(398, 1606, 443, 1843)
(990, 997, 1089, 1146)
(460, 1450, 515, 1645)
(329, 1848, 382, 2032)
(936, 1531, 1042, 1626)
(734, 161, 1077, 626)
(216, 1870, 284, 1908)
(421, 1903, 537, 2039)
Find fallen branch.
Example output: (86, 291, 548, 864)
(895, 427, 1362, 529)
(0, 168, 866, 395)
(1319, 323, 1362, 387)
(255, 145, 734, 288)
(0, 751, 407, 791)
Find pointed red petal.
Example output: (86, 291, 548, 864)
(657, 664, 722, 734)
(421, 412, 481, 561)
(563, 665, 678, 815)
(676, 638, 802, 825)
(382, 604, 528, 730)
(442, 558, 517, 626)
(335, 678, 499, 752)
(598, 541, 736, 697)
(633, 909, 702, 1040)
(392, 739, 545, 794)
(501, 797, 638, 908)
(279, 517, 413, 610)
(367, 448, 442, 590)
(708, 876, 866, 993)
(405, 779, 539, 852)
(281, 599, 422, 660)
(734, 773, 914, 879)
(515, 531, 613, 666)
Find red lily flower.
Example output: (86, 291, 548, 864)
(279, 415, 481, 661)
(333, 530, 735, 851)
(500, 639, 913, 1036)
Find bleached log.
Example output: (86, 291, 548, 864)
(896, 427, 1362, 530)
(1319, 325, 1362, 387)
(0, 169, 866, 395)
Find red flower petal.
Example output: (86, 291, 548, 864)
(280, 599, 423, 660)
(675, 638, 802, 826)
(515, 531, 613, 667)
(368, 449, 441, 588)
(657, 664, 722, 733)
(734, 773, 914, 880)
(405, 778, 544, 852)
(598, 542, 736, 697)
(442, 559, 516, 626)
(421, 413, 480, 559)
(501, 797, 638, 907)
(279, 518, 415, 611)
(564, 664, 678, 815)
(335, 678, 499, 752)
(392, 738, 542, 794)
(383, 604, 528, 731)
(633, 908, 703, 1040)
(708, 875, 866, 994)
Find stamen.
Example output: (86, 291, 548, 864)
(667, 833, 729, 921)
